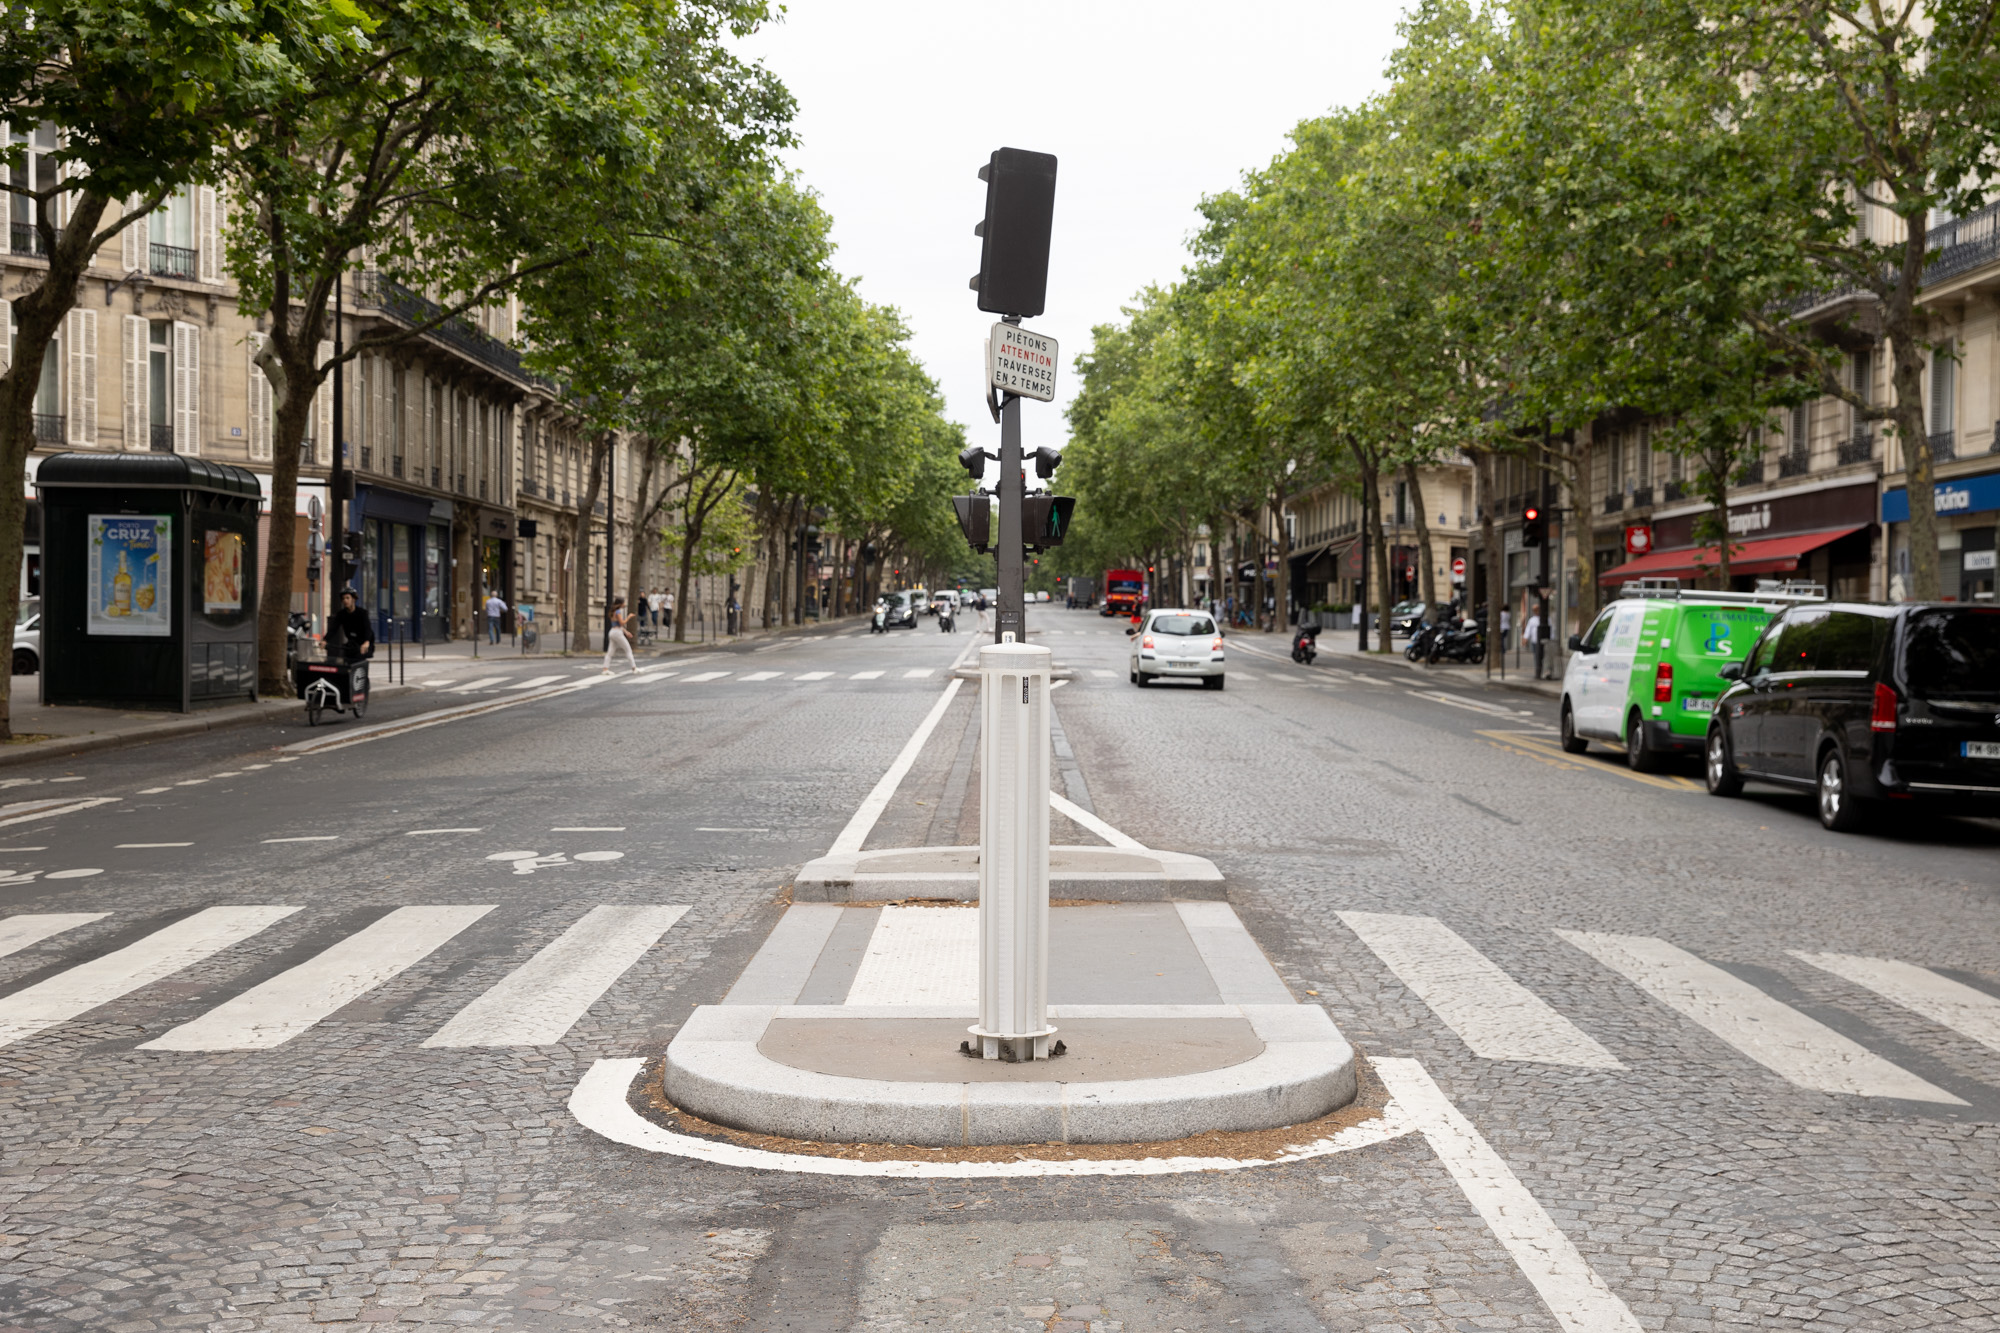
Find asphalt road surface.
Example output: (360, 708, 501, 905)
(3, 607, 1998, 1332)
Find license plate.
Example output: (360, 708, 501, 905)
(1681, 696, 1714, 713)
(1965, 741, 2000, 759)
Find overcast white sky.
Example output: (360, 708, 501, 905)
(735, 2, 1413, 457)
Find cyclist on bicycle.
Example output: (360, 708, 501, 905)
(324, 589, 374, 662)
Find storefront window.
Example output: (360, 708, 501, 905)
(481, 536, 506, 601)
(424, 526, 444, 616)
(360, 519, 381, 609)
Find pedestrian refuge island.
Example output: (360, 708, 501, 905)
(36, 453, 262, 711)
(660, 637, 1359, 1150)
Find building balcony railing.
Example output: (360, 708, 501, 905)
(32, 413, 64, 444)
(1929, 430, 1957, 463)
(150, 423, 175, 453)
(352, 270, 544, 387)
(1837, 431, 1875, 466)
(148, 242, 197, 281)
(1631, 484, 1654, 508)
(1927, 200, 2000, 284)
(1602, 493, 1625, 514)
(10, 223, 59, 257)
(1663, 480, 1688, 502)
(455, 472, 467, 494)
(1992, 421, 2000, 455)
(1777, 452, 1812, 479)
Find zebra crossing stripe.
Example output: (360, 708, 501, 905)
(851, 670, 884, 680)
(903, 668, 935, 679)
(682, 671, 730, 683)
(446, 677, 511, 693)
(1792, 951, 2000, 1055)
(795, 672, 833, 681)
(739, 671, 782, 682)
(508, 675, 567, 690)
(424, 905, 689, 1047)
(0, 905, 301, 1047)
(140, 905, 493, 1051)
(0, 912, 110, 961)
(1340, 913, 1622, 1068)
(1558, 931, 1966, 1103)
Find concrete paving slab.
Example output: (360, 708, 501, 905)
(793, 843, 1226, 901)
(758, 1015, 1262, 1082)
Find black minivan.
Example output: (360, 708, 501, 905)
(1705, 602, 2000, 831)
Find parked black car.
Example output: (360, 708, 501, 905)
(1704, 601, 2000, 831)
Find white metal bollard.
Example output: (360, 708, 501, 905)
(969, 633, 1057, 1061)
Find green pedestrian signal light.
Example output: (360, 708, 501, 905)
(1021, 495, 1076, 551)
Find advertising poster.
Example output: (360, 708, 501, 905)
(88, 515, 171, 637)
(203, 530, 244, 614)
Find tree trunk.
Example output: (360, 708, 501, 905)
(0, 192, 117, 734)
(623, 444, 659, 620)
(1570, 430, 1597, 634)
(1404, 462, 1436, 612)
(571, 432, 609, 652)
(1372, 481, 1394, 655)
(1477, 451, 1502, 675)
(1883, 232, 1939, 599)
(1271, 486, 1293, 630)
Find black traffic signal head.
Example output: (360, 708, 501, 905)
(1021, 495, 1077, 551)
(957, 444, 991, 481)
(1522, 505, 1545, 548)
(971, 147, 1058, 319)
(953, 494, 992, 554)
(1030, 445, 1064, 479)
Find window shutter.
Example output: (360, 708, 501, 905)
(368, 353, 383, 467)
(121, 198, 147, 272)
(173, 320, 200, 455)
(312, 339, 333, 464)
(65, 308, 95, 445)
(0, 298, 10, 376)
(197, 186, 219, 282)
(247, 332, 272, 462)
(123, 315, 147, 449)
(1, 148, 10, 242)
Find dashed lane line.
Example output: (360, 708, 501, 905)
(406, 828, 481, 836)
(140, 905, 494, 1051)
(851, 670, 885, 680)
(795, 671, 833, 681)
(682, 671, 731, 683)
(116, 842, 191, 849)
(739, 671, 783, 681)
(1558, 930, 1965, 1103)
(262, 836, 338, 844)
(0, 797, 119, 829)
(0, 905, 301, 1047)
(1339, 913, 1622, 1068)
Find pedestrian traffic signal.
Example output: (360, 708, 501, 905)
(953, 493, 992, 554)
(1030, 445, 1064, 479)
(1020, 495, 1076, 551)
(958, 444, 994, 481)
(971, 148, 1058, 319)
(1522, 505, 1545, 548)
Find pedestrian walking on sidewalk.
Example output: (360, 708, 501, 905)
(1523, 608, 1546, 679)
(662, 590, 674, 633)
(484, 590, 507, 645)
(601, 598, 637, 674)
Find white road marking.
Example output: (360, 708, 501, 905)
(0, 797, 119, 829)
(1050, 679, 1068, 689)
(682, 671, 730, 683)
(406, 828, 482, 836)
(0, 846, 47, 851)
(1408, 690, 1521, 718)
(794, 671, 833, 681)
(508, 675, 567, 690)
(242, 763, 271, 770)
(212, 771, 243, 778)
(0, 906, 301, 1046)
(140, 905, 494, 1051)
(137, 788, 171, 794)
(262, 836, 338, 844)
(423, 905, 689, 1047)
(569, 1056, 1415, 1177)
(850, 670, 884, 680)
(44, 869, 102, 879)
(1793, 951, 2000, 1055)
(117, 842, 191, 849)
(739, 671, 782, 682)
(845, 906, 979, 1006)
(1558, 931, 1964, 1102)
(553, 826, 624, 832)
(0, 913, 109, 960)
(827, 679, 964, 855)
(445, 677, 511, 693)
(572, 851, 624, 862)
(1048, 791, 1144, 850)
(903, 668, 935, 679)
(1339, 913, 1622, 1068)
(175, 780, 207, 786)
(1232, 671, 1259, 680)
(697, 827, 768, 832)
(1374, 1058, 1644, 1333)
(1091, 669, 1116, 678)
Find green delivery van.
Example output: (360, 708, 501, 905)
(1559, 583, 1828, 771)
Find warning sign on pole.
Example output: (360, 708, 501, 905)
(989, 323, 1058, 402)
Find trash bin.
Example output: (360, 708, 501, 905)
(35, 453, 261, 712)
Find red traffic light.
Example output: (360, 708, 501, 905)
(1523, 505, 1540, 523)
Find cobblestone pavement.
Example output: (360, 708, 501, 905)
(1, 608, 1996, 1331)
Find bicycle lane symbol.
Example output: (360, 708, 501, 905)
(485, 850, 626, 877)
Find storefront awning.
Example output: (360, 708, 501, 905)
(1598, 525, 1866, 585)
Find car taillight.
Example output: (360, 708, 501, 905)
(1141, 635, 1154, 649)
(1871, 681, 1898, 733)
(1653, 662, 1673, 703)
(1210, 637, 1224, 651)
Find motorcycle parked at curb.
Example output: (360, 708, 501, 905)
(1405, 621, 1442, 662)
(1427, 617, 1487, 665)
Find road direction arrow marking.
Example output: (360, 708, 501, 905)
(1340, 913, 1622, 1068)
(423, 905, 688, 1048)
(1559, 931, 1966, 1103)
(0, 905, 300, 1047)
(140, 905, 493, 1051)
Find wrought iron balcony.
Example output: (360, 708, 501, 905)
(1929, 430, 1957, 463)
(32, 413, 64, 444)
(1631, 484, 1654, 507)
(1837, 431, 1875, 466)
(150, 423, 175, 453)
(149, 243, 197, 280)
(1927, 200, 2000, 284)
(351, 271, 546, 387)
(1602, 494, 1625, 514)
(1777, 452, 1812, 478)
(1664, 481, 1687, 502)
(9, 223, 58, 256)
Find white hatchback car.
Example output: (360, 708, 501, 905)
(1128, 608, 1225, 689)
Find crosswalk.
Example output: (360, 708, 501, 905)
(0, 903, 688, 1053)
(421, 668, 985, 694)
(1344, 911, 1991, 1105)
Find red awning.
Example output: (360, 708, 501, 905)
(1599, 525, 1866, 585)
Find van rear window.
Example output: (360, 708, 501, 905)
(1904, 609, 2000, 699)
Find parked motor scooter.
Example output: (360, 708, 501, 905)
(1428, 617, 1487, 664)
(1290, 623, 1319, 664)
(1405, 621, 1441, 662)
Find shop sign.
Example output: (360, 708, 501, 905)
(1882, 470, 2000, 524)
(1624, 525, 1653, 554)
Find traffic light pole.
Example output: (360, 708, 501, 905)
(995, 386, 1024, 645)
